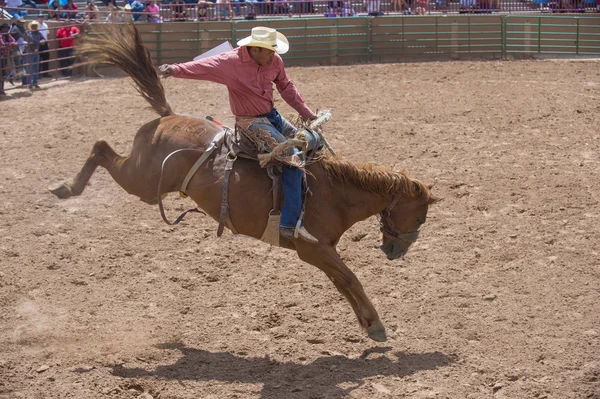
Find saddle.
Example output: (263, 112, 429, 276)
(159, 111, 333, 246)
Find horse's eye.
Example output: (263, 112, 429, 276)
(416, 219, 425, 225)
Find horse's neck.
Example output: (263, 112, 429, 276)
(331, 179, 392, 228)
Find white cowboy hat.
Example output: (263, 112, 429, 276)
(236, 27, 289, 55)
(28, 20, 40, 30)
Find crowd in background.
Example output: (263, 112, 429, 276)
(1, 13, 79, 95)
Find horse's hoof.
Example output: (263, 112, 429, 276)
(48, 183, 73, 199)
(367, 322, 387, 342)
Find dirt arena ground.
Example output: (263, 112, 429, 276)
(1, 59, 599, 399)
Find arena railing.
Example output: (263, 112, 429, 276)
(2, 0, 599, 22)
(2, 14, 599, 94)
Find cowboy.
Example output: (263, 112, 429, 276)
(159, 27, 319, 244)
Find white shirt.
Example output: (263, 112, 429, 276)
(6, 0, 22, 7)
(38, 21, 49, 40)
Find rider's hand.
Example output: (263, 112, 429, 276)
(158, 64, 173, 78)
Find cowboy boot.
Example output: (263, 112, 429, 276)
(280, 225, 319, 244)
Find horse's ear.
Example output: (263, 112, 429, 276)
(428, 195, 443, 205)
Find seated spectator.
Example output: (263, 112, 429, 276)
(414, 0, 426, 14)
(84, 0, 100, 20)
(170, 0, 187, 20)
(146, 0, 162, 22)
(196, 0, 208, 20)
(130, 0, 145, 20)
(5, 0, 28, 18)
(22, 0, 38, 9)
(62, 0, 78, 18)
(47, 0, 62, 19)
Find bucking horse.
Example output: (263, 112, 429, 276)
(49, 23, 439, 342)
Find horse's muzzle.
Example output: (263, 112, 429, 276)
(380, 240, 408, 260)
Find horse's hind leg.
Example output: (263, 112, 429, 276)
(49, 140, 125, 199)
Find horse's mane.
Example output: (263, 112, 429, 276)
(321, 157, 432, 202)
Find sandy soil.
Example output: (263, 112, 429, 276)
(0, 59, 599, 399)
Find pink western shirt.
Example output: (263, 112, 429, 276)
(170, 46, 314, 120)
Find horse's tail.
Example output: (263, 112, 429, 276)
(78, 22, 174, 117)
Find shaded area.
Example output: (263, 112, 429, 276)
(111, 343, 454, 398)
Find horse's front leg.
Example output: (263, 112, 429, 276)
(296, 243, 387, 342)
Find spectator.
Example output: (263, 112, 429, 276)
(195, 0, 208, 20)
(63, 0, 78, 18)
(6, 0, 28, 18)
(215, 0, 232, 20)
(364, 0, 383, 15)
(1, 22, 17, 95)
(25, 20, 44, 89)
(273, 0, 291, 15)
(341, 0, 355, 15)
(22, 0, 38, 9)
(122, 3, 135, 20)
(414, 0, 426, 14)
(9, 17, 27, 86)
(55, 23, 79, 77)
(48, 0, 62, 20)
(146, 0, 162, 22)
(170, 0, 187, 20)
(36, 14, 51, 78)
(84, 0, 100, 20)
(129, 0, 145, 20)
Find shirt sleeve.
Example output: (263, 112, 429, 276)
(170, 52, 234, 86)
(273, 56, 314, 120)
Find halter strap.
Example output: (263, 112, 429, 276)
(378, 197, 421, 243)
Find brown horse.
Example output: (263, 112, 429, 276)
(49, 23, 439, 342)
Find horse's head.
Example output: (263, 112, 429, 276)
(379, 184, 439, 260)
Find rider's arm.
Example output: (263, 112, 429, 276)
(273, 55, 316, 121)
(164, 51, 235, 86)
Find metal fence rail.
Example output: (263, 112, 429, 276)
(91, 15, 597, 67)
(504, 15, 600, 55)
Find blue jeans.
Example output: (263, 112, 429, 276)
(246, 109, 304, 229)
(25, 52, 39, 85)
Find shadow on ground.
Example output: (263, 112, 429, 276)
(110, 343, 455, 398)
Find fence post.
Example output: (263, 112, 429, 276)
(576, 17, 580, 55)
(451, 19, 459, 60)
(502, 15, 506, 58)
(367, 17, 373, 63)
(330, 23, 339, 65)
(157, 23, 162, 65)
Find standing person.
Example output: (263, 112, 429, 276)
(25, 20, 44, 89)
(158, 27, 320, 243)
(36, 13, 51, 78)
(55, 23, 79, 77)
(9, 17, 27, 86)
(1, 23, 17, 95)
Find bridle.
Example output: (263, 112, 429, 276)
(378, 197, 421, 243)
